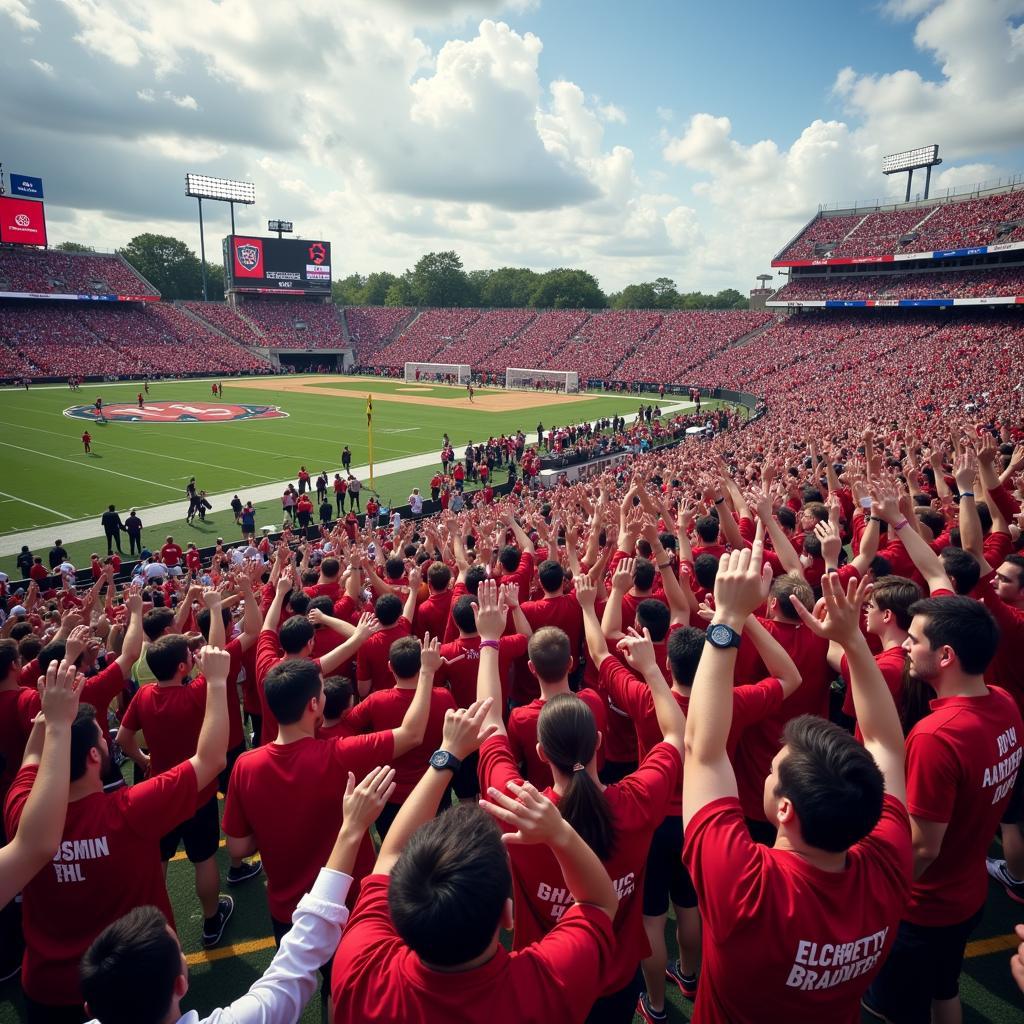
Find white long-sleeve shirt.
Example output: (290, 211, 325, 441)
(87, 868, 352, 1024)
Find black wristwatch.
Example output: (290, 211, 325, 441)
(706, 623, 742, 649)
(429, 750, 462, 774)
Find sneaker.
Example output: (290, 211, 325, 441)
(986, 857, 1024, 904)
(227, 860, 263, 886)
(635, 992, 667, 1024)
(666, 958, 698, 1000)
(202, 895, 234, 948)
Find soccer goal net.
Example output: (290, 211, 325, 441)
(505, 367, 580, 393)
(404, 362, 471, 385)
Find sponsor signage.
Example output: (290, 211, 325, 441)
(223, 235, 331, 294)
(773, 239, 1024, 268)
(0, 195, 47, 246)
(64, 402, 289, 423)
(10, 173, 43, 198)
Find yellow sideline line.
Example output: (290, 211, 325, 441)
(965, 933, 1019, 957)
(185, 936, 277, 966)
(170, 838, 226, 862)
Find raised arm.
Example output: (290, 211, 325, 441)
(188, 646, 230, 790)
(318, 612, 379, 677)
(503, 510, 536, 555)
(618, 628, 685, 752)
(389, 634, 440, 756)
(873, 483, 954, 594)
(475, 580, 510, 736)
(750, 487, 805, 579)
(113, 587, 145, 676)
(743, 614, 802, 699)
(501, 582, 534, 640)
(576, 575, 612, 671)
(263, 575, 293, 633)
(600, 557, 633, 640)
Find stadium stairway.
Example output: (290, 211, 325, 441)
(715, 313, 781, 351)
(173, 302, 239, 342)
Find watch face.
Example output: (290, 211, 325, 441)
(709, 624, 733, 647)
(430, 751, 448, 768)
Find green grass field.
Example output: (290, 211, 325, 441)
(0, 375, 660, 573)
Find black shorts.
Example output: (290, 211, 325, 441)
(159, 795, 220, 863)
(1000, 767, 1024, 825)
(864, 905, 985, 1021)
(642, 815, 697, 916)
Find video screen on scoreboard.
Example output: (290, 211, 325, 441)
(0, 196, 47, 246)
(223, 235, 331, 294)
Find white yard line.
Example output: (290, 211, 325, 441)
(0, 490, 73, 521)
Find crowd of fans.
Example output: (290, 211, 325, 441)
(235, 301, 347, 350)
(182, 302, 267, 347)
(2, 298, 1024, 1024)
(780, 188, 1024, 261)
(772, 267, 1024, 302)
(434, 308, 537, 367)
(343, 307, 414, 364)
(374, 308, 484, 368)
(0, 250, 160, 298)
(479, 309, 591, 373)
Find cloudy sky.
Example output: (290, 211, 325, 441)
(2, 0, 1023, 294)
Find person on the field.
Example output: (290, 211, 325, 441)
(81, 430, 92, 454)
(101, 505, 125, 556)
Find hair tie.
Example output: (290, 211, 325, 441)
(572, 763, 586, 772)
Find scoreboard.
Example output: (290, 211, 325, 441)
(223, 235, 332, 295)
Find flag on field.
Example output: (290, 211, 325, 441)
(366, 394, 374, 488)
(366, 395, 373, 426)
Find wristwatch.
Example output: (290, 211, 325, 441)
(706, 623, 742, 649)
(429, 750, 462, 774)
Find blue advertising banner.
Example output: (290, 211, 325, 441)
(10, 174, 43, 199)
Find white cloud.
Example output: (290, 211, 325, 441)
(598, 102, 627, 124)
(656, 106, 674, 122)
(29, 58, 54, 76)
(170, 93, 198, 109)
(136, 87, 155, 102)
(0, 0, 39, 31)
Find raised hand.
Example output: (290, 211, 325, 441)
(788, 573, 870, 646)
(813, 520, 842, 566)
(441, 698, 498, 759)
(481, 779, 568, 846)
(352, 612, 380, 642)
(611, 557, 634, 593)
(195, 645, 231, 685)
(616, 627, 659, 676)
(341, 766, 397, 836)
(420, 633, 444, 674)
(64, 624, 92, 664)
(38, 659, 82, 729)
(473, 579, 507, 642)
(712, 521, 772, 622)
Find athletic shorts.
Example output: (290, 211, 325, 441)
(159, 795, 220, 863)
(864, 905, 985, 1021)
(1001, 768, 1024, 825)
(642, 814, 697, 916)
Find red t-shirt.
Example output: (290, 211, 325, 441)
(520, 594, 584, 664)
(904, 686, 1024, 926)
(412, 590, 453, 642)
(478, 735, 679, 995)
(436, 634, 528, 709)
(3, 762, 198, 1005)
(331, 874, 615, 1024)
(0, 687, 39, 801)
(222, 733, 393, 921)
(342, 686, 456, 800)
(254, 630, 323, 745)
(682, 795, 912, 1024)
(732, 618, 831, 821)
(973, 573, 1024, 715)
(160, 543, 183, 567)
(356, 618, 412, 694)
(507, 689, 608, 788)
(840, 646, 907, 743)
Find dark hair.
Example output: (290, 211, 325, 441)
(632, 558, 656, 592)
(774, 715, 884, 852)
(527, 626, 571, 683)
(308, 595, 334, 617)
(322, 675, 354, 719)
(869, 554, 892, 579)
(287, 592, 310, 617)
(389, 636, 422, 679)
(870, 576, 921, 631)
(70, 704, 101, 782)
(537, 559, 565, 593)
(195, 606, 232, 641)
(19, 636, 41, 663)
(802, 533, 822, 559)
(142, 607, 175, 642)
(909, 595, 1000, 675)
(499, 545, 522, 572)
(694, 515, 720, 543)
(145, 635, 190, 682)
(264, 659, 322, 724)
(385, 557, 405, 582)
(916, 508, 946, 538)
(636, 598, 670, 642)
(939, 547, 981, 595)
(388, 802, 511, 966)
(81, 905, 181, 1024)
(452, 594, 478, 634)
(320, 557, 341, 579)
(375, 593, 403, 627)
(464, 565, 487, 596)
(693, 553, 720, 591)
(427, 561, 452, 592)
(38, 640, 68, 674)
(537, 694, 615, 860)
(1004, 554, 1024, 582)
(279, 614, 315, 654)
(667, 627, 705, 686)
(771, 573, 812, 621)
(0, 638, 19, 678)
(777, 506, 796, 531)
(9, 622, 33, 642)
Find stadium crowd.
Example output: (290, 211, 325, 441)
(0, 250, 160, 298)
(771, 267, 1024, 302)
(2, 297, 1024, 1024)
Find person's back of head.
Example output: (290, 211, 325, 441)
(70, 704, 103, 781)
(693, 554, 719, 592)
(776, 506, 796, 533)
(667, 626, 705, 687)
(288, 591, 311, 616)
(771, 573, 813, 621)
(389, 802, 511, 967)
(18, 636, 42, 666)
(195, 605, 232, 642)
(499, 544, 522, 572)
(537, 694, 615, 860)
(264, 659, 322, 725)
(385, 557, 405, 582)
(694, 515, 720, 544)
(279, 614, 315, 655)
(389, 636, 421, 681)
(635, 598, 670, 642)
(0, 638, 19, 680)
(464, 564, 487, 596)
(426, 561, 451, 593)
(527, 626, 571, 683)
(870, 576, 921, 632)
(38, 640, 68, 675)
(322, 675, 354, 719)
(908, 595, 1000, 677)
(771, 714, 884, 853)
(537, 559, 565, 594)
(308, 595, 334, 619)
(81, 905, 181, 1024)
(451, 594, 477, 634)
(141, 607, 176, 643)
(320, 557, 340, 580)
(145, 635, 190, 683)
(375, 593, 403, 627)
(9, 621, 33, 643)
(631, 558, 656, 593)
(939, 547, 981, 595)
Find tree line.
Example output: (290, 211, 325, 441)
(55, 237, 747, 310)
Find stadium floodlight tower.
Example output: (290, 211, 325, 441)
(185, 173, 256, 301)
(882, 145, 942, 203)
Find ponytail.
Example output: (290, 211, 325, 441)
(537, 694, 616, 861)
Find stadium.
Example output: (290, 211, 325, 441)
(3, 5, 1024, 1024)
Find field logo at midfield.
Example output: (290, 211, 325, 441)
(64, 402, 288, 423)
